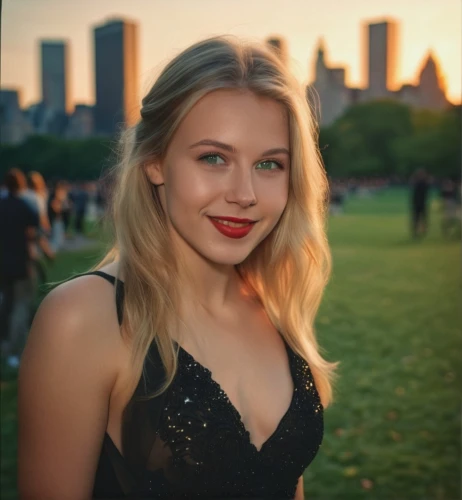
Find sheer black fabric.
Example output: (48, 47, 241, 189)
(80, 272, 323, 499)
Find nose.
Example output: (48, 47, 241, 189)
(224, 165, 257, 207)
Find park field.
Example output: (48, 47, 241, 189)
(1, 188, 460, 499)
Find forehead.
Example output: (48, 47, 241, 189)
(171, 89, 289, 151)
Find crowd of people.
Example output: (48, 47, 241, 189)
(0, 168, 106, 368)
(328, 172, 461, 241)
(409, 168, 461, 240)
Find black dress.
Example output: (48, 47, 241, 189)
(82, 271, 323, 499)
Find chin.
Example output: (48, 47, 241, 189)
(204, 247, 255, 267)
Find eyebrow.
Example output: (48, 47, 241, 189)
(189, 139, 290, 157)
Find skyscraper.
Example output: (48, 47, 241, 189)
(93, 18, 139, 136)
(41, 40, 71, 113)
(365, 20, 399, 99)
(309, 39, 351, 126)
(417, 52, 448, 110)
(265, 36, 289, 65)
(0, 89, 30, 144)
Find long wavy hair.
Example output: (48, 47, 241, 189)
(95, 36, 337, 407)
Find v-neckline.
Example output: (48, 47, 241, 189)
(175, 338, 297, 454)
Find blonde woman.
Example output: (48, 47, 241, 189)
(18, 37, 336, 499)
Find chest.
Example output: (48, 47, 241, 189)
(176, 311, 293, 449)
(139, 344, 324, 496)
(103, 333, 324, 498)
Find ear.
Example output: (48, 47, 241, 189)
(144, 161, 165, 186)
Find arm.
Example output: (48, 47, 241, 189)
(17, 278, 122, 500)
(37, 233, 55, 260)
(24, 204, 40, 260)
(294, 475, 304, 500)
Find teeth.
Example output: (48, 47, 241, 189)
(213, 218, 251, 228)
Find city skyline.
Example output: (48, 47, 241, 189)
(2, 0, 460, 107)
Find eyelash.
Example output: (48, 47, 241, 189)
(198, 152, 285, 170)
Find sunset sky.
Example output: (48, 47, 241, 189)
(2, 0, 461, 107)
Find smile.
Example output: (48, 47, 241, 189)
(207, 216, 257, 239)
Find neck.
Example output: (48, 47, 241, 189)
(180, 249, 242, 314)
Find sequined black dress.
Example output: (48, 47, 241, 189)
(84, 271, 324, 499)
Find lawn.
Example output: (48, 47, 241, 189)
(1, 188, 460, 499)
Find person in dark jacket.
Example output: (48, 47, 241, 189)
(410, 168, 431, 239)
(0, 169, 39, 366)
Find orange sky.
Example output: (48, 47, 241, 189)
(1, 0, 460, 107)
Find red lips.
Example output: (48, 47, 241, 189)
(207, 216, 257, 239)
(208, 216, 256, 223)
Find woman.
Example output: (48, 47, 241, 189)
(26, 171, 51, 235)
(47, 180, 70, 251)
(23, 171, 53, 285)
(18, 37, 336, 499)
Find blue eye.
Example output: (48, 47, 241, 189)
(199, 154, 226, 165)
(256, 160, 283, 170)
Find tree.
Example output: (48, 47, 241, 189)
(317, 101, 459, 179)
(0, 136, 113, 181)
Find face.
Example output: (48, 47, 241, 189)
(145, 89, 290, 266)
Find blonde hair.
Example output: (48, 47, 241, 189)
(28, 171, 47, 194)
(96, 36, 337, 407)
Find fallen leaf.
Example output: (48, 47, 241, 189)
(390, 430, 402, 442)
(401, 355, 414, 365)
(343, 466, 358, 478)
(361, 478, 374, 490)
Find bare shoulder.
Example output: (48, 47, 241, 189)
(30, 268, 124, 352)
(17, 268, 126, 499)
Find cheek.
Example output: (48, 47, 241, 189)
(258, 177, 290, 215)
(164, 162, 218, 212)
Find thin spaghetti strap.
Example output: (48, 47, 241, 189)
(84, 270, 117, 285)
(75, 271, 124, 326)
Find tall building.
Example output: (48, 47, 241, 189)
(308, 39, 352, 126)
(93, 18, 139, 136)
(41, 40, 71, 114)
(0, 89, 30, 144)
(265, 36, 289, 65)
(365, 20, 399, 99)
(417, 52, 448, 110)
(393, 52, 449, 110)
(66, 104, 94, 139)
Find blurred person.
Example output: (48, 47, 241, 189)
(0, 169, 39, 368)
(18, 37, 336, 500)
(27, 171, 51, 235)
(71, 182, 90, 236)
(20, 171, 54, 285)
(440, 177, 461, 239)
(61, 181, 73, 239)
(85, 182, 99, 223)
(410, 168, 431, 239)
(329, 180, 346, 216)
(47, 181, 70, 251)
(96, 178, 111, 218)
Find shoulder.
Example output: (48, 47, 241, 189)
(17, 272, 128, 498)
(25, 271, 126, 379)
(20, 191, 39, 209)
(18, 195, 39, 221)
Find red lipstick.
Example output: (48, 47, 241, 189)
(207, 216, 257, 239)
(209, 216, 256, 223)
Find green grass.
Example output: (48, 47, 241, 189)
(305, 190, 461, 499)
(1, 189, 460, 499)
